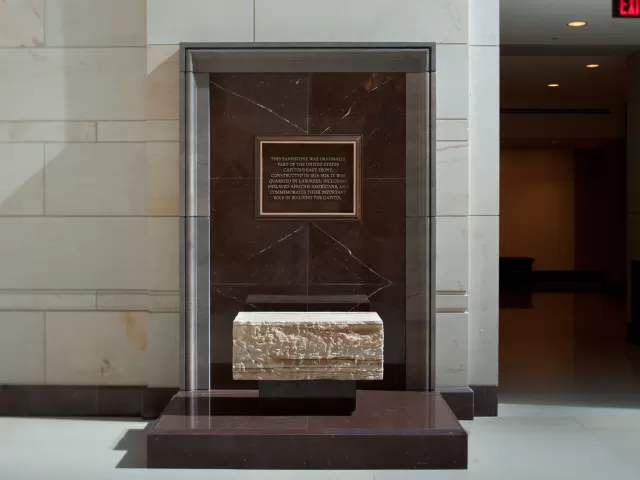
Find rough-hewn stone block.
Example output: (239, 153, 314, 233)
(232, 312, 384, 381)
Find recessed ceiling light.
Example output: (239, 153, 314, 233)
(567, 21, 588, 27)
(586, 64, 600, 68)
(548, 84, 560, 88)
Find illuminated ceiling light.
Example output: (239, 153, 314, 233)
(567, 21, 588, 27)
(586, 64, 600, 68)
(548, 83, 560, 88)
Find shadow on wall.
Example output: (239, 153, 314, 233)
(0, 6, 181, 388)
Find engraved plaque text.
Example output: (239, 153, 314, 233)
(256, 135, 361, 219)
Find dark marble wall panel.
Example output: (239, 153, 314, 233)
(209, 72, 407, 390)
(309, 179, 405, 285)
(210, 179, 307, 284)
(308, 73, 406, 179)
(210, 73, 309, 179)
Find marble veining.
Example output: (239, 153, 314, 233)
(212, 287, 254, 308)
(246, 225, 307, 262)
(210, 80, 308, 133)
(320, 98, 358, 134)
(311, 223, 394, 286)
(318, 74, 396, 134)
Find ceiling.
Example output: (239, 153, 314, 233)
(501, 0, 640, 47)
(501, 55, 627, 108)
(500, 55, 627, 141)
(500, 0, 635, 120)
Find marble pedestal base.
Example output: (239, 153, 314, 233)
(147, 390, 468, 469)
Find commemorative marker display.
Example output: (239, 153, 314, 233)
(256, 135, 361, 220)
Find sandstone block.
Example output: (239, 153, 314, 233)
(232, 312, 383, 381)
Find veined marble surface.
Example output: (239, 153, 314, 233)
(232, 312, 384, 381)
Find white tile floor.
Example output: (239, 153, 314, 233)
(1, 402, 640, 480)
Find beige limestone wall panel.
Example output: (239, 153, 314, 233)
(149, 292, 180, 313)
(435, 44, 469, 120)
(44, 143, 146, 216)
(96, 292, 149, 312)
(146, 121, 179, 142)
(97, 122, 146, 142)
(0, 122, 96, 143)
(46, 0, 146, 47)
(148, 217, 180, 292)
(0, 291, 96, 311)
(436, 141, 469, 216)
(468, 216, 499, 385)
(469, 0, 500, 46)
(435, 216, 469, 293)
(147, 0, 254, 44)
(0, 217, 147, 290)
(435, 312, 469, 388)
(0, 144, 44, 215)
(0, 311, 45, 384)
(436, 120, 469, 142)
(466, 2, 500, 390)
(0, 291, 179, 313)
(147, 312, 180, 387)
(98, 120, 180, 142)
(255, 0, 468, 43)
(469, 46, 499, 217)
(0, 48, 146, 121)
(0, 0, 44, 47)
(147, 45, 180, 120)
(147, 142, 180, 216)
(45, 311, 147, 385)
(435, 293, 468, 313)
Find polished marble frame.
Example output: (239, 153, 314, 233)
(179, 43, 436, 392)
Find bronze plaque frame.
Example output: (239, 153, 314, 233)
(255, 135, 362, 220)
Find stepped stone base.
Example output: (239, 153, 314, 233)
(147, 390, 468, 469)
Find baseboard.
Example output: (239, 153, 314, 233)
(470, 385, 498, 417)
(0, 384, 498, 419)
(438, 385, 499, 420)
(437, 387, 474, 420)
(0, 385, 178, 419)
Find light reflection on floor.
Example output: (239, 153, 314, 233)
(500, 292, 640, 407)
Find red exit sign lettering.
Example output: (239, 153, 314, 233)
(613, 0, 640, 17)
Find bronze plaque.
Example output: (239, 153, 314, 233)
(256, 135, 362, 220)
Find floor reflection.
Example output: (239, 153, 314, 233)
(500, 292, 640, 407)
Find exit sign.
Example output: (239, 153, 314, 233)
(613, 0, 640, 17)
